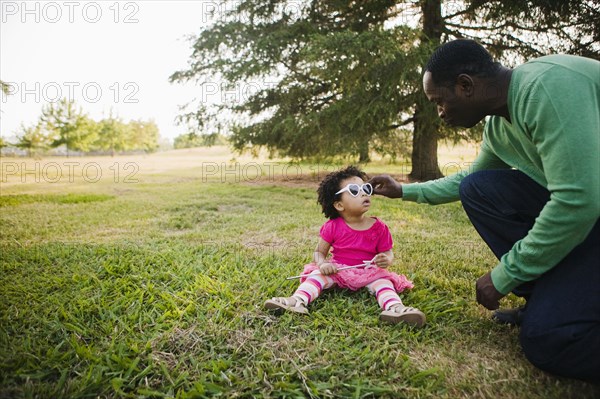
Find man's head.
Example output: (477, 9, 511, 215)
(425, 39, 501, 86)
(423, 39, 503, 128)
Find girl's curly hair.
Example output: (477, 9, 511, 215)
(317, 165, 368, 219)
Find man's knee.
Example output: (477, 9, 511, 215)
(520, 324, 560, 372)
(520, 322, 600, 380)
(458, 171, 486, 204)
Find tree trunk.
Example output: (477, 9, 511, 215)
(359, 141, 370, 163)
(409, 101, 443, 181)
(409, 0, 443, 181)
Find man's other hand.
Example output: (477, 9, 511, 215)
(476, 272, 505, 310)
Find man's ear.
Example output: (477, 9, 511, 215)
(456, 74, 475, 97)
(333, 201, 344, 212)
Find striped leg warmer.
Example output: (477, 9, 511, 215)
(293, 270, 335, 305)
(366, 278, 402, 311)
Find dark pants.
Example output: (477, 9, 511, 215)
(459, 170, 600, 381)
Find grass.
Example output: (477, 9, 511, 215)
(1, 146, 598, 398)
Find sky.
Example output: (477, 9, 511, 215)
(0, 0, 224, 142)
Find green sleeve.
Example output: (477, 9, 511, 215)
(491, 72, 600, 294)
(402, 144, 510, 205)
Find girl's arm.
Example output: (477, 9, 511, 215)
(313, 238, 337, 275)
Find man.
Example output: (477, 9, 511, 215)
(370, 39, 599, 381)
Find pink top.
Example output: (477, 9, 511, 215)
(301, 217, 414, 292)
(320, 217, 393, 266)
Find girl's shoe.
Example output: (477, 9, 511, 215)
(380, 305, 426, 327)
(264, 296, 309, 314)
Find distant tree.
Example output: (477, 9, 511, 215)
(173, 132, 228, 149)
(0, 81, 10, 95)
(14, 123, 49, 157)
(41, 99, 98, 156)
(128, 119, 160, 153)
(1, 81, 12, 139)
(173, 133, 204, 149)
(95, 113, 130, 156)
(0, 136, 10, 150)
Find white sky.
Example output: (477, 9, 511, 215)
(0, 0, 223, 141)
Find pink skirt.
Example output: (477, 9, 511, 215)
(300, 262, 414, 292)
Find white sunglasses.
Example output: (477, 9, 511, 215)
(335, 183, 373, 197)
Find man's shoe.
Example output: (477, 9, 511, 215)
(492, 306, 525, 326)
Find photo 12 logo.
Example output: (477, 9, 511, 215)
(200, 0, 303, 24)
(199, 80, 279, 106)
(1, 81, 140, 104)
(1, 161, 140, 184)
(1, 1, 140, 24)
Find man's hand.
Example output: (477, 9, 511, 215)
(368, 175, 403, 198)
(319, 262, 338, 276)
(476, 272, 505, 310)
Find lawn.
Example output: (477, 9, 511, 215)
(1, 146, 598, 398)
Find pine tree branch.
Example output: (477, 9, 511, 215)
(447, 14, 585, 34)
(387, 117, 415, 130)
(279, 58, 325, 85)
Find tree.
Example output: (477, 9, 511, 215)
(400, 0, 598, 179)
(41, 99, 98, 156)
(0, 136, 10, 150)
(14, 123, 49, 157)
(1, 81, 12, 140)
(453, 1, 599, 61)
(172, 0, 599, 180)
(0, 81, 10, 95)
(173, 132, 228, 149)
(95, 113, 130, 156)
(127, 119, 159, 153)
(172, 1, 430, 165)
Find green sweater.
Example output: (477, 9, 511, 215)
(403, 55, 600, 294)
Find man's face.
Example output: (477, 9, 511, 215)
(422, 71, 483, 128)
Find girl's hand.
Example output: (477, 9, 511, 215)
(319, 262, 338, 275)
(373, 253, 392, 268)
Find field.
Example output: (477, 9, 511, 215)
(1, 145, 598, 398)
